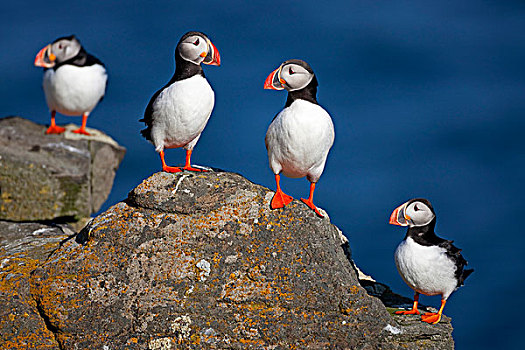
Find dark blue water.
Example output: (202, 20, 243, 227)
(2, 1, 524, 348)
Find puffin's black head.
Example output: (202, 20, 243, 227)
(264, 59, 318, 92)
(34, 35, 82, 68)
(389, 198, 436, 227)
(176, 31, 220, 66)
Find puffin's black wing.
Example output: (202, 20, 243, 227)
(438, 240, 474, 288)
(140, 78, 175, 141)
(140, 88, 162, 141)
(85, 54, 107, 104)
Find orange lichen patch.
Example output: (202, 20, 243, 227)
(220, 272, 275, 302)
(0, 331, 58, 350)
(349, 285, 360, 294)
(238, 338, 264, 345)
(340, 308, 354, 315)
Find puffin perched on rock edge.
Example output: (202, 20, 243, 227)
(264, 59, 335, 217)
(34, 35, 107, 135)
(140, 31, 220, 173)
(389, 198, 474, 324)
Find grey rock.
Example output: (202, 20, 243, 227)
(21, 171, 454, 349)
(0, 116, 125, 221)
(0, 220, 71, 349)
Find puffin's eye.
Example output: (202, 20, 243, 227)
(289, 67, 295, 75)
(58, 44, 63, 49)
(193, 38, 200, 46)
(414, 204, 419, 211)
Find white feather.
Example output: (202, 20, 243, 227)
(265, 100, 334, 182)
(150, 75, 214, 152)
(43, 64, 107, 116)
(395, 237, 458, 299)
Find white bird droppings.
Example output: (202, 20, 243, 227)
(384, 324, 403, 335)
(172, 174, 190, 194)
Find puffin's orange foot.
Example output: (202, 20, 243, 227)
(271, 190, 294, 209)
(300, 198, 324, 218)
(421, 312, 442, 324)
(395, 308, 420, 315)
(182, 165, 208, 172)
(72, 128, 90, 136)
(45, 125, 65, 134)
(162, 165, 182, 173)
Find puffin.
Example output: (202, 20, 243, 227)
(34, 35, 107, 135)
(389, 198, 474, 324)
(140, 31, 220, 173)
(264, 59, 335, 217)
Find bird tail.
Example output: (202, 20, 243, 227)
(140, 127, 151, 141)
(139, 117, 152, 141)
(458, 268, 474, 286)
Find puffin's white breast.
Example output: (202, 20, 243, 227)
(43, 64, 107, 116)
(150, 75, 214, 150)
(394, 237, 458, 299)
(265, 100, 334, 181)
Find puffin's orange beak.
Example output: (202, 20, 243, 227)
(389, 202, 409, 226)
(34, 44, 56, 68)
(264, 67, 284, 90)
(202, 40, 220, 66)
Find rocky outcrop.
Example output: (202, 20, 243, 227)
(9, 171, 454, 349)
(0, 116, 125, 221)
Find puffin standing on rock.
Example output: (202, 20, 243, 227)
(389, 198, 473, 324)
(264, 59, 335, 217)
(140, 31, 220, 173)
(34, 35, 107, 135)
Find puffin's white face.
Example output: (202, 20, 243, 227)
(264, 60, 315, 91)
(50, 38, 81, 63)
(279, 63, 314, 91)
(34, 36, 81, 68)
(177, 34, 220, 66)
(389, 199, 435, 227)
(178, 34, 209, 64)
(404, 201, 435, 227)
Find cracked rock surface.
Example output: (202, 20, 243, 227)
(3, 172, 454, 349)
(0, 116, 125, 221)
(0, 221, 72, 349)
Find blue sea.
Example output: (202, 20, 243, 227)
(1, 1, 524, 348)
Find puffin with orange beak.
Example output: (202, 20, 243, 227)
(140, 31, 220, 173)
(34, 35, 107, 135)
(264, 59, 335, 217)
(389, 198, 473, 324)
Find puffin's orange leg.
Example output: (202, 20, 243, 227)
(395, 292, 420, 315)
(160, 150, 182, 173)
(421, 299, 446, 324)
(270, 174, 293, 209)
(72, 112, 91, 135)
(182, 149, 208, 172)
(301, 182, 323, 217)
(45, 111, 65, 134)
